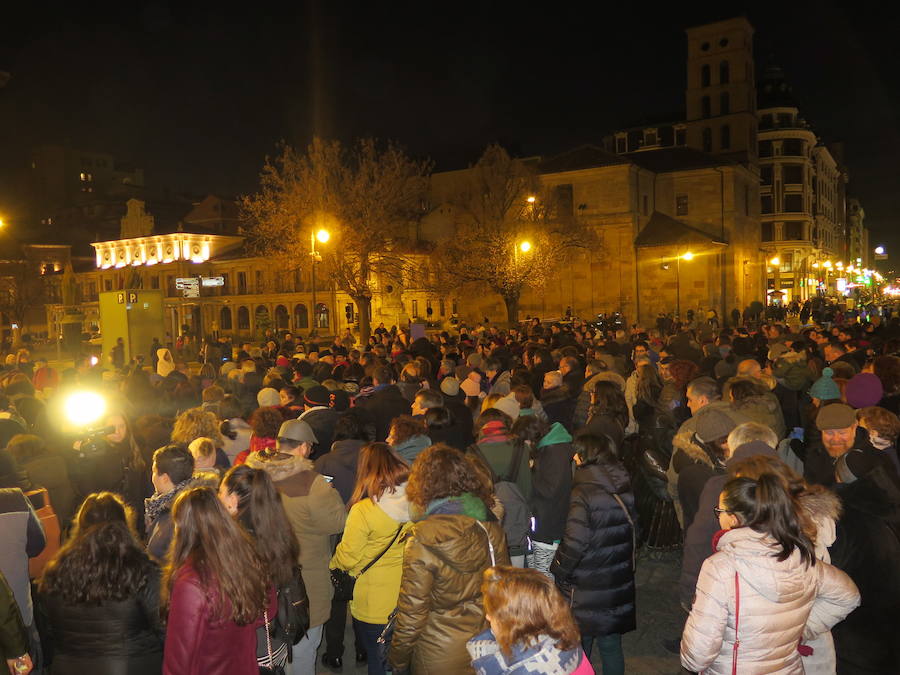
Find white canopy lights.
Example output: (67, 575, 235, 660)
(92, 234, 243, 270)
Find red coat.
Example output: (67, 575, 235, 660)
(163, 564, 274, 675)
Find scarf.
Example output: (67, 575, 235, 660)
(144, 478, 194, 530)
(479, 420, 511, 444)
(412, 492, 488, 522)
(467, 628, 581, 675)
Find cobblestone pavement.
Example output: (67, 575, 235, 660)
(317, 549, 684, 675)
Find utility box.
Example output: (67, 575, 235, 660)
(98, 290, 165, 367)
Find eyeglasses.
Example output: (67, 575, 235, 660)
(713, 507, 732, 518)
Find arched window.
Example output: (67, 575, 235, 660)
(237, 306, 250, 329)
(275, 304, 289, 330)
(701, 96, 711, 118)
(315, 303, 329, 330)
(720, 125, 731, 150)
(701, 64, 710, 88)
(219, 306, 232, 330)
(294, 303, 309, 329)
(702, 127, 712, 153)
(720, 91, 730, 115)
(719, 60, 730, 84)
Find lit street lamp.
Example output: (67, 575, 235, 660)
(676, 251, 694, 317)
(310, 228, 330, 336)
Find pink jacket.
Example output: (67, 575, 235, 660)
(680, 527, 859, 675)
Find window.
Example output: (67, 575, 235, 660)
(166, 275, 175, 296)
(758, 140, 773, 157)
(150, 275, 160, 289)
(255, 270, 263, 293)
(782, 165, 803, 184)
(720, 125, 731, 150)
(784, 194, 804, 213)
(294, 304, 309, 329)
(779, 252, 794, 272)
(720, 92, 730, 115)
(760, 165, 773, 185)
(439, 299, 445, 317)
(555, 184, 574, 220)
(220, 307, 233, 330)
(719, 60, 730, 84)
(784, 222, 805, 240)
(642, 195, 648, 216)
(759, 114, 774, 130)
(702, 127, 712, 152)
(615, 136, 626, 153)
(777, 113, 793, 127)
(237, 306, 250, 329)
(701, 96, 711, 118)
(238, 271, 247, 294)
(761, 222, 774, 241)
(782, 139, 804, 156)
(676, 194, 689, 216)
(644, 130, 658, 147)
(675, 128, 686, 145)
(761, 195, 774, 214)
(412, 299, 419, 317)
(701, 64, 711, 87)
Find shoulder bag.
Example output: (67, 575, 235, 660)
(259, 608, 286, 675)
(732, 571, 740, 675)
(330, 525, 403, 602)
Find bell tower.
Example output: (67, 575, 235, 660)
(684, 17, 757, 164)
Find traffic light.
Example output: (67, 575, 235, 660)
(345, 303, 354, 322)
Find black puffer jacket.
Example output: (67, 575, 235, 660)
(550, 459, 637, 637)
(313, 439, 365, 504)
(38, 565, 164, 675)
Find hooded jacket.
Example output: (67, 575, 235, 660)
(330, 484, 412, 625)
(389, 497, 510, 674)
(681, 527, 859, 675)
(393, 434, 432, 464)
(245, 451, 346, 628)
(530, 423, 574, 544)
(679, 440, 777, 609)
(550, 460, 637, 638)
(156, 348, 175, 378)
(314, 439, 366, 504)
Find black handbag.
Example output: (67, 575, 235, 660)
(376, 607, 398, 671)
(330, 525, 403, 602)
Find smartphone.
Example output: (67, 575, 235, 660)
(322, 475, 334, 483)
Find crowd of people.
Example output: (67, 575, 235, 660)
(0, 309, 898, 674)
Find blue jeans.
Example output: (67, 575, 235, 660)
(353, 619, 387, 675)
(582, 633, 624, 675)
(291, 623, 323, 674)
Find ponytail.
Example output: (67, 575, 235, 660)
(723, 474, 816, 566)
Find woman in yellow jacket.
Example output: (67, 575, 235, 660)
(330, 442, 412, 675)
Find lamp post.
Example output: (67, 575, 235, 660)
(676, 251, 694, 318)
(310, 228, 330, 336)
(511, 240, 532, 323)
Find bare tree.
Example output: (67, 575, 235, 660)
(434, 144, 599, 325)
(242, 137, 432, 342)
(0, 261, 46, 340)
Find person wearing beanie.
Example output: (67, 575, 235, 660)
(298, 384, 340, 460)
(810, 367, 841, 403)
(845, 373, 884, 410)
(256, 387, 281, 408)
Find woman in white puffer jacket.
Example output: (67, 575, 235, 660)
(681, 473, 860, 675)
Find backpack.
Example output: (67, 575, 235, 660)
(276, 565, 310, 646)
(468, 442, 532, 557)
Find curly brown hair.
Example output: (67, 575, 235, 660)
(171, 407, 223, 446)
(248, 406, 285, 439)
(388, 415, 427, 445)
(667, 359, 700, 392)
(406, 443, 493, 511)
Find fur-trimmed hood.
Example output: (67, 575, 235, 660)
(673, 429, 716, 469)
(799, 487, 842, 524)
(245, 450, 314, 482)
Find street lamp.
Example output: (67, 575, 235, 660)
(875, 246, 886, 256)
(310, 228, 330, 336)
(519, 240, 532, 253)
(769, 256, 780, 266)
(676, 251, 694, 317)
(526, 196, 536, 204)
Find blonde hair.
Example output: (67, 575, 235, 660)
(172, 407, 223, 447)
(189, 437, 216, 459)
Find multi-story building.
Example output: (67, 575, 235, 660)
(847, 198, 870, 270)
(756, 64, 848, 302)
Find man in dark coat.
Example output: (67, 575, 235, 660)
(438, 377, 475, 446)
(539, 370, 576, 431)
(353, 366, 412, 442)
(829, 454, 900, 674)
(297, 385, 341, 461)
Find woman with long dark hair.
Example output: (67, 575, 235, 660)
(162, 487, 274, 675)
(329, 443, 412, 674)
(580, 381, 628, 452)
(37, 492, 163, 674)
(219, 465, 301, 671)
(681, 474, 860, 674)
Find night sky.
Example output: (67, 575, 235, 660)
(1, 1, 898, 254)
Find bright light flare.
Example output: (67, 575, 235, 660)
(875, 246, 886, 255)
(770, 257, 780, 266)
(316, 229, 330, 244)
(519, 241, 532, 253)
(681, 252, 694, 261)
(64, 391, 106, 427)
(526, 196, 536, 204)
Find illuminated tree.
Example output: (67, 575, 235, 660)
(243, 138, 432, 342)
(434, 144, 598, 325)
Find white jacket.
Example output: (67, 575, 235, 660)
(681, 527, 859, 675)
